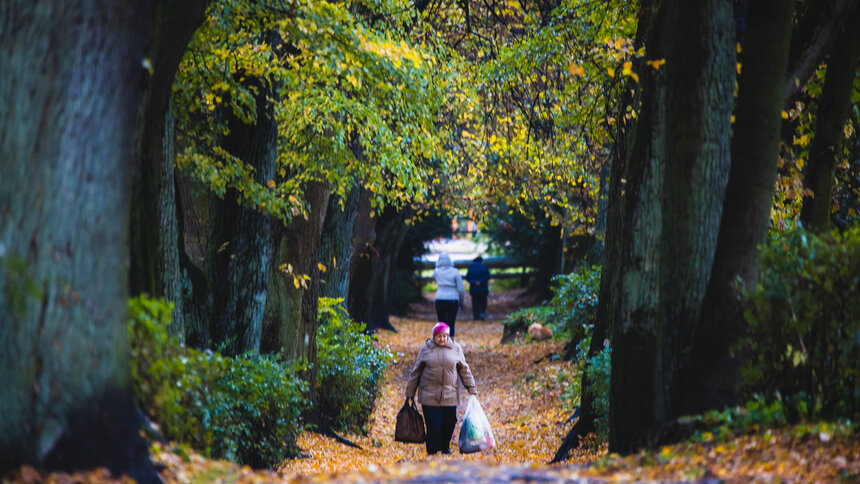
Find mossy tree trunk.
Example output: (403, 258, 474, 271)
(129, 0, 209, 340)
(206, 75, 278, 356)
(319, 187, 360, 301)
(609, 0, 734, 454)
(261, 180, 331, 401)
(800, 5, 860, 231)
(0, 2, 157, 480)
(347, 200, 407, 333)
(684, 0, 795, 416)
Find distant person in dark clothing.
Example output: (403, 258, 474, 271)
(465, 256, 491, 320)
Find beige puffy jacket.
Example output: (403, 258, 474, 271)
(405, 337, 477, 406)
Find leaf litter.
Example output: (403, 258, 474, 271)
(6, 289, 858, 482)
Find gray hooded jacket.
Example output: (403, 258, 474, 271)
(433, 253, 465, 305)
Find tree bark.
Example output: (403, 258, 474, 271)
(347, 203, 407, 333)
(784, 0, 860, 107)
(683, 0, 795, 416)
(206, 75, 278, 356)
(261, 181, 331, 371)
(532, 225, 563, 299)
(319, 187, 360, 301)
(129, 0, 209, 339)
(0, 2, 157, 480)
(800, 8, 860, 231)
(609, 0, 734, 454)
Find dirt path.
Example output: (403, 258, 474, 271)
(278, 290, 599, 481)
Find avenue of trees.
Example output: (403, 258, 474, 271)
(2, 0, 859, 478)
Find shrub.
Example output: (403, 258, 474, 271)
(500, 265, 600, 345)
(548, 265, 601, 346)
(738, 226, 860, 421)
(316, 297, 393, 434)
(129, 296, 307, 469)
(584, 345, 611, 442)
(501, 305, 556, 342)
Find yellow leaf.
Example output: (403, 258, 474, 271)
(737, 62, 742, 75)
(293, 277, 300, 289)
(781, 110, 789, 119)
(646, 59, 665, 70)
(568, 63, 585, 76)
(267, 179, 276, 189)
(607, 67, 616, 77)
(318, 263, 326, 273)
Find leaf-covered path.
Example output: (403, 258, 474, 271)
(145, 290, 860, 483)
(280, 291, 591, 479)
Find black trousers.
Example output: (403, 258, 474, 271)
(470, 292, 488, 320)
(435, 299, 460, 337)
(422, 405, 458, 455)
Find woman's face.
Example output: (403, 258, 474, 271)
(434, 332, 448, 346)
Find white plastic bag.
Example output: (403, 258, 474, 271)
(458, 395, 495, 453)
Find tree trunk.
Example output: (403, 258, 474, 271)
(175, 173, 213, 348)
(784, 0, 860, 107)
(319, 187, 360, 301)
(129, 0, 209, 339)
(369, 213, 412, 326)
(609, 0, 734, 454)
(800, 8, 860, 231)
(347, 203, 407, 333)
(207, 76, 277, 356)
(0, 2, 157, 480)
(532, 225, 563, 299)
(347, 189, 378, 325)
(685, 0, 796, 415)
(261, 182, 331, 373)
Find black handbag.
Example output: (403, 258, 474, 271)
(394, 398, 425, 443)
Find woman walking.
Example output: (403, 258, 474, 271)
(433, 253, 465, 337)
(405, 322, 478, 455)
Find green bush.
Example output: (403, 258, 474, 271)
(502, 305, 556, 334)
(129, 296, 307, 469)
(548, 265, 601, 345)
(738, 226, 860, 421)
(316, 297, 393, 434)
(500, 265, 600, 344)
(584, 345, 611, 442)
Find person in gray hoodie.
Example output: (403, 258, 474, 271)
(432, 252, 466, 337)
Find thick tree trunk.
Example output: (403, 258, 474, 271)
(0, 2, 157, 480)
(369, 214, 412, 326)
(800, 10, 860, 231)
(261, 182, 331, 371)
(609, 0, 734, 454)
(658, 0, 734, 421)
(347, 189, 378, 324)
(319, 187, 360, 301)
(175, 173, 213, 348)
(207, 77, 277, 356)
(347, 203, 407, 333)
(129, 0, 208, 339)
(685, 0, 796, 415)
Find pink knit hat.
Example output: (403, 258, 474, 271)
(432, 322, 450, 336)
